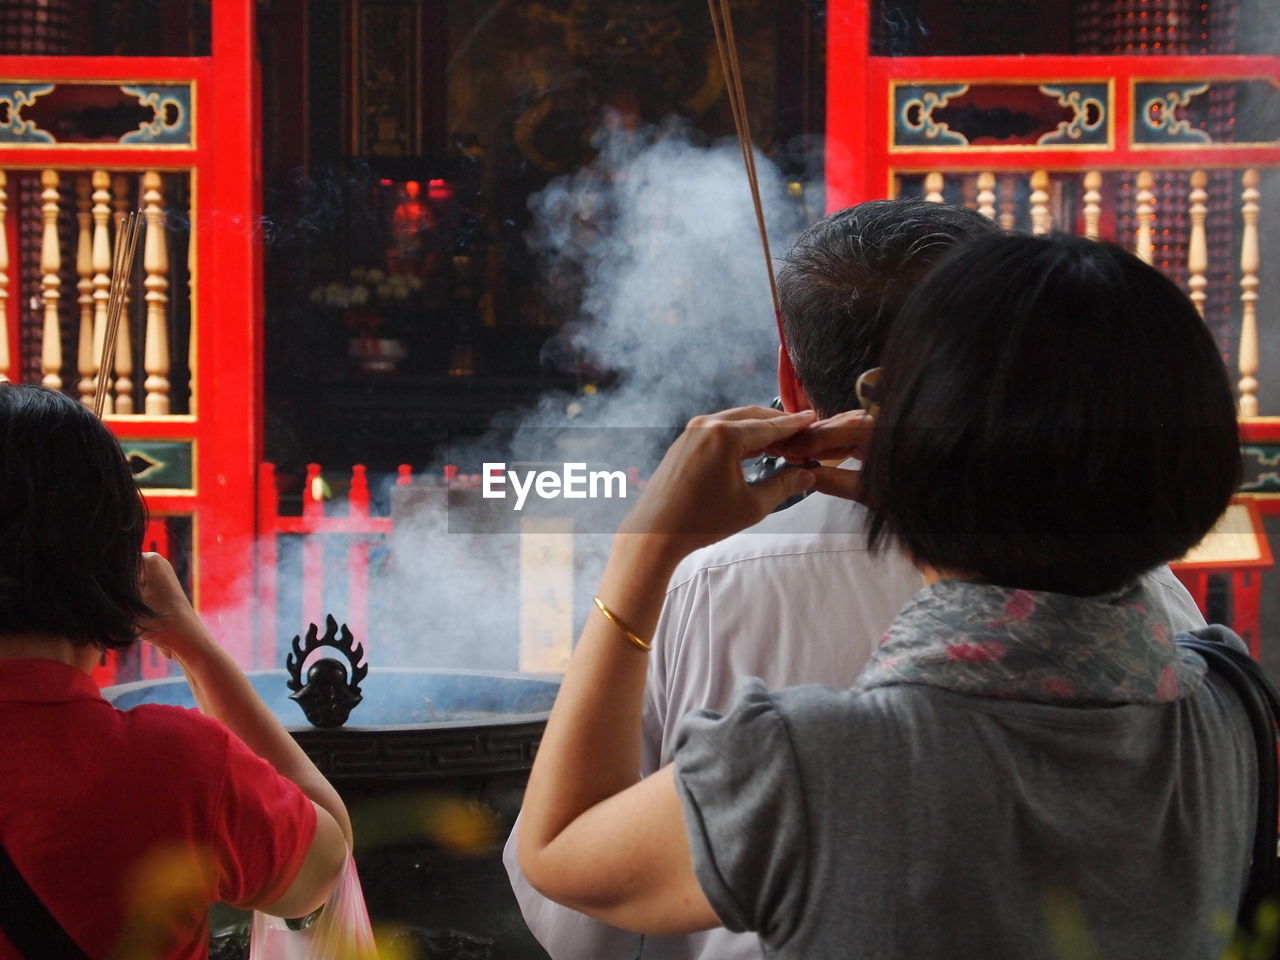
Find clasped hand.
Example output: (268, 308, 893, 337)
(136, 552, 206, 661)
(615, 405, 875, 559)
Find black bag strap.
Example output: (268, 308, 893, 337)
(0, 842, 91, 959)
(1177, 635, 1280, 933)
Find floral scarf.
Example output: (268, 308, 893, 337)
(854, 579, 1206, 706)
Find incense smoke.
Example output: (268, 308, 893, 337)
(369, 120, 815, 669)
(524, 117, 810, 426)
(194, 120, 816, 679)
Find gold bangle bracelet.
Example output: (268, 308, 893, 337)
(592, 595, 653, 653)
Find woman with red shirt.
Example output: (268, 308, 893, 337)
(0, 384, 351, 959)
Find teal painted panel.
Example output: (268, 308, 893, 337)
(1241, 443, 1280, 495)
(894, 84, 970, 147)
(1037, 84, 1109, 146)
(0, 86, 55, 143)
(123, 440, 194, 491)
(120, 84, 193, 145)
(1134, 82, 1212, 144)
(0, 82, 192, 145)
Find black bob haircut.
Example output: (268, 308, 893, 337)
(863, 233, 1241, 597)
(0, 384, 152, 648)
(777, 197, 1002, 417)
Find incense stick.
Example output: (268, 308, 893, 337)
(707, 0, 781, 321)
(91, 212, 138, 417)
(92, 211, 142, 419)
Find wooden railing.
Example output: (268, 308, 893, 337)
(904, 166, 1267, 416)
(253, 462, 595, 673)
(1, 167, 187, 413)
(255, 462, 412, 669)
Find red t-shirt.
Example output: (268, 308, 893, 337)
(0, 659, 316, 959)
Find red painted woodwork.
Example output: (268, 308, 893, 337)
(824, 0, 1280, 208)
(834, 50, 1280, 202)
(301, 463, 326, 634)
(1242, 422, 1280, 443)
(1171, 569, 1267, 656)
(825, 1, 1279, 645)
(1171, 499, 1274, 654)
(90, 518, 174, 686)
(138, 521, 177, 679)
(198, 1, 262, 658)
(825, 0, 873, 211)
(348, 466, 371, 646)
(0, 1, 262, 664)
(1234, 569, 1264, 655)
(3, 208, 17, 382)
(257, 462, 404, 661)
(3, 2, 1274, 669)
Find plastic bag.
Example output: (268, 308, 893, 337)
(249, 850, 377, 960)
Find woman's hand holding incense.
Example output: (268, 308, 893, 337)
(763, 408, 877, 502)
(519, 406, 818, 936)
(616, 406, 818, 559)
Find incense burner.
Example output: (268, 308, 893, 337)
(284, 615, 369, 727)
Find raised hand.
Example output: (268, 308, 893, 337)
(764, 409, 876, 502)
(137, 552, 205, 661)
(617, 406, 817, 558)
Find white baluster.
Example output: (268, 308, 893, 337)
(143, 171, 170, 415)
(924, 172, 944, 203)
(1187, 170, 1208, 318)
(1030, 170, 1051, 235)
(1083, 171, 1102, 241)
(1238, 169, 1260, 417)
(112, 174, 134, 414)
(977, 172, 996, 221)
(90, 170, 112, 411)
(1135, 170, 1155, 265)
(40, 170, 62, 391)
(999, 175, 1017, 232)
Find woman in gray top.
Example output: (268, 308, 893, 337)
(517, 233, 1252, 959)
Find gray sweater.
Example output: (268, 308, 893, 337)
(674, 586, 1254, 960)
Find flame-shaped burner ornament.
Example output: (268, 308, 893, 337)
(285, 615, 369, 728)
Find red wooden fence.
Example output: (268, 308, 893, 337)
(254, 462, 412, 669)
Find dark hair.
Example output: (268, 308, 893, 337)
(863, 233, 1241, 597)
(777, 198, 1002, 416)
(0, 384, 152, 647)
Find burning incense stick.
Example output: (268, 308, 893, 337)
(706, 0, 797, 385)
(92, 211, 142, 419)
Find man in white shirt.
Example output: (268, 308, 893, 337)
(503, 199, 1208, 960)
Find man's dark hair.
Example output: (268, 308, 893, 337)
(863, 233, 1241, 597)
(777, 198, 1001, 416)
(0, 384, 152, 648)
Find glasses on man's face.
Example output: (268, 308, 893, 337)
(855, 367, 882, 417)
